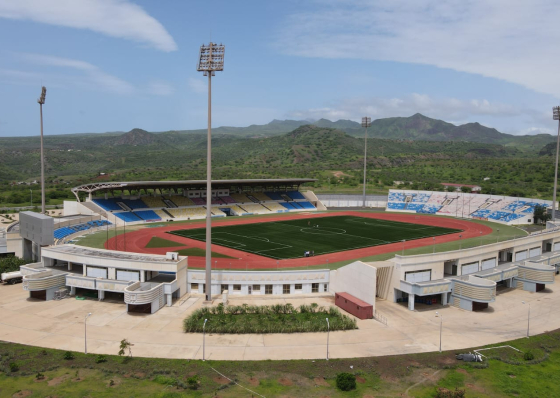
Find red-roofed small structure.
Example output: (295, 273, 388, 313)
(335, 292, 373, 320)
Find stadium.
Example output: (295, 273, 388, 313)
(5, 178, 560, 321)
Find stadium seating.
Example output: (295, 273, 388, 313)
(134, 210, 162, 221)
(154, 209, 171, 219)
(251, 192, 272, 202)
(54, 220, 111, 240)
(487, 211, 511, 221)
(230, 193, 250, 203)
(263, 202, 289, 212)
(238, 203, 272, 214)
(219, 196, 236, 204)
(93, 198, 121, 211)
(192, 197, 206, 206)
(264, 191, 284, 201)
(210, 207, 227, 217)
(167, 195, 195, 207)
(405, 203, 425, 211)
(298, 201, 316, 210)
(387, 202, 406, 210)
(141, 196, 167, 208)
(418, 204, 441, 214)
(118, 198, 147, 210)
(115, 212, 142, 222)
(224, 205, 247, 215)
(167, 207, 207, 219)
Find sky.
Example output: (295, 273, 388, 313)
(0, 0, 559, 138)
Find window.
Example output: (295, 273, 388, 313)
(323, 283, 328, 292)
(191, 283, 198, 290)
(233, 284, 241, 291)
(312, 283, 319, 293)
(202, 284, 206, 293)
(221, 284, 228, 293)
(295, 284, 302, 290)
(405, 270, 432, 283)
(265, 285, 272, 294)
(253, 285, 260, 291)
(283, 284, 290, 294)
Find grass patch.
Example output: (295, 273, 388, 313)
(183, 303, 357, 334)
(176, 248, 236, 259)
(168, 215, 461, 260)
(145, 237, 185, 248)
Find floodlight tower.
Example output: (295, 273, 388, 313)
(361, 117, 372, 207)
(553, 106, 560, 221)
(197, 42, 225, 302)
(37, 86, 47, 214)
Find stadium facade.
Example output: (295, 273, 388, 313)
(4, 181, 560, 317)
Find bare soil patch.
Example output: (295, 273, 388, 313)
(314, 377, 329, 386)
(12, 391, 32, 398)
(213, 376, 230, 385)
(48, 376, 69, 386)
(356, 376, 366, 383)
(278, 377, 293, 386)
(248, 377, 259, 386)
(456, 368, 468, 375)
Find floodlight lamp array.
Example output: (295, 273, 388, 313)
(197, 42, 225, 72)
(361, 117, 371, 128)
(554, 106, 560, 120)
(37, 86, 46, 104)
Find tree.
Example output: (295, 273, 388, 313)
(534, 205, 551, 224)
(118, 338, 133, 358)
(460, 186, 471, 193)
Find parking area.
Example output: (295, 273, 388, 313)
(1, 276, 560, 361)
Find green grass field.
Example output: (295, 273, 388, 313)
(167, 215, 461, 260)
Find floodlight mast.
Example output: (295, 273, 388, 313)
(553, 106, 560, 221)
(197, 42, 225, 302)
(37, 86, 46, 214)
(361, 117, 371, 207)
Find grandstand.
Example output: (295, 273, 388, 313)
(72, 179, 320, 225)
(387, 190, 552, 225)
(54, 219, 111, 241)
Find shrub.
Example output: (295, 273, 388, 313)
(96, 354, 107, 363)
(524, 351, 535, 361)
(187, 375, 199, 390)
(9, 362, 19, 372)
(154, 374, 177, 386)
(435, 387, 466, 398)
(336, 372, 356, 391)
(36, 372, 45, 380)
(63, 351, 75, 360)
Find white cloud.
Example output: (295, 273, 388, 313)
(275, 0, 560, 97)
(0, 0, 177, 52)
(148, 81, 174, 96)
(287, 94, 521, 124)
(22, 53, 135, 95)
(187, 77, 206, 94)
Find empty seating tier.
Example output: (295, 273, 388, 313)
(167, 196, 195, 207)
(134, 210, 162, 221)
(115, 212, 142, 222)
(93, 198, 121, 211)
(141, 196, 167, 208)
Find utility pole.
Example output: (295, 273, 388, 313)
(197, 42, 225, 302)
(361, 117, 371, 207)
(37, 86, 46, 213)
(553, 106, 560, 220)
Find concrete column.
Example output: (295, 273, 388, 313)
(108, 268, 116, 280)
(140, 270, 145, 283)
(408, 294, 415, 311)
(83, 265, 87, 276)
(70, 286, 76, 296)
(442, 293, 448, 306)
(68, 262, 73, 271)
(166, 294, 172, 306)
(98, 290, 105, 301)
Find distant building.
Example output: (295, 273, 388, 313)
(440, 183, 481, 193)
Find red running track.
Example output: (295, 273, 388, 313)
(105, 211, 492, 269)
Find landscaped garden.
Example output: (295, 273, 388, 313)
(183, 303, 357, 334)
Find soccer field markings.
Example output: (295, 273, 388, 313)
(275, 222, 390, 244)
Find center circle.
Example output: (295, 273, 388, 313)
(299, 227, 346, 235)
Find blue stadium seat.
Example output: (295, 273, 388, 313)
(93, 198, 122, 211)
(264, 192, 284, 200)
(115, 212, 142, 222)
(134, 210, 161, 221)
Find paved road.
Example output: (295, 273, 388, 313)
(0, 280, 558, 360)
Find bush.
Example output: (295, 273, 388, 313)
(187, 375, 199, 390)
(63, 351, 75, 360)
(336, 372, 356, 391)
(524, 351, 535, 361)
(9, 362, 19, 372)
(435, 387, 466, 398)
(36, 372, 45, 380)
(95, 354, 107, 363)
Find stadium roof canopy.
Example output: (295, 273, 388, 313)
(71, 178, 316, 199)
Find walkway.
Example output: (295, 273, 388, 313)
(0, 278, 558, 360)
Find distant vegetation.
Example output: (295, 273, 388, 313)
(0, 113, 558, 208)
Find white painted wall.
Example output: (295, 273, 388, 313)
(329, 261, 376, 306)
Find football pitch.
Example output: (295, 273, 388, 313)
(166, 215, 462, 260)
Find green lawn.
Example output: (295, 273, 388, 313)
(167, 215, 461, 260)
